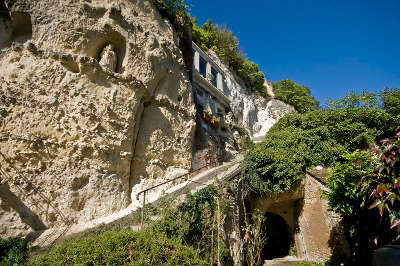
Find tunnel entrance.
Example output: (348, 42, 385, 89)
(261, 212, 291, 260)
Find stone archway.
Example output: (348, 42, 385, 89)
(261, 212, 291, 260)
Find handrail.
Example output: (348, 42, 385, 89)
(136, 160, 221, 200)
(0, 151, 71, 226)
(135, 160, 221, 228)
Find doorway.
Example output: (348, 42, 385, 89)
(261, 212, 291, 260)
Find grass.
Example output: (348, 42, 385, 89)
(30, 195, 178, 258)
(30, 229, 207, 265)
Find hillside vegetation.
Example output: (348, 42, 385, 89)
(243, 88, 400, 264)
(192, 20, 266, 95)
(243, 89, 399, 195)
(272, 79, 319, 113)
(30, 230, 207, 265)
(0, 237, 29, 265)
(29, 186, 231, 265)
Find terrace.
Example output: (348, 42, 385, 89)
(192, 42, 231, 109)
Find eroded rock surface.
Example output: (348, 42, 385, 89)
(0, 0, 195, 238)
(208, 50, 295, 141)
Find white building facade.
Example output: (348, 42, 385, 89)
(192, 42, 231, 132)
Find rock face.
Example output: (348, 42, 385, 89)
(0, 0, 195, 238)
(0, 0, 294, 240)
(207, 50, 295, 141)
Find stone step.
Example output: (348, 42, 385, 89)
(263, 256, 306, 265)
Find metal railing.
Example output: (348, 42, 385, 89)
(0, 151, 72, 246)
(135, 160, 222, 228)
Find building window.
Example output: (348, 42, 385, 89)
(211, 67, 218, 88)
(199, 56, 207, 78)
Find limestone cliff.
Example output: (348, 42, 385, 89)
(0, 0, 195, 237)
(0, 0, 295, 240)
(208, 50, 295, 142)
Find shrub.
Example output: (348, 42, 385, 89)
(324, 130, 400, 264)
(243, 128, 309, 194)
(0, 237, 29, 265)
(272, 79, 319, 113)
(152, 185, 228, 264)
(243, 91, 399, 196)
(152, 0, 191, 38)
(243, 210, 267, 266)
(30, 230, 206, 266)
(31, 186, 227, 266)
(358, 131, 400, 243)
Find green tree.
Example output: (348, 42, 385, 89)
(272, 79, 319, 113)
(327, 91, 379, 109)
(381, 87, 400, 117)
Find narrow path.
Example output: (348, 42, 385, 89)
(263, 256, 304, 265)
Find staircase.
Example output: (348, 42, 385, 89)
(31, 157, 243, 248)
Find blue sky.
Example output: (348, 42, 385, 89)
(186, 0, 400, 106)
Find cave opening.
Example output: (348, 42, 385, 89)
(261, 212, 291, 260)
(11, 11, 32, 42)
(0, 4, 32, 49)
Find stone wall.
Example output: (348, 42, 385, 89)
(248, 170, 350, 263)
(297, 171, 350, 263)
(0, 0, 195, 238)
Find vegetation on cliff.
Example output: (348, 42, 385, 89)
(243, 89, 400, 195)
(152, 0, 191, 38)
(192, 20, 266, 95)
(152, 0, 266, 95)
